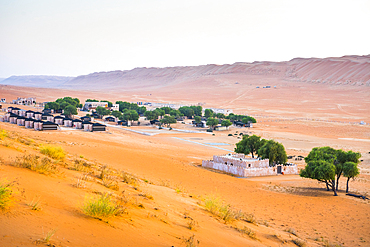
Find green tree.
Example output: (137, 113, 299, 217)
(221, 119, 232, 128)
(343, 162, 359, 193)
(63, 105, 77, 117)
(144, 110, 158, 121)
(204, 109, 213, 118)
(122, 109, 139, 123)
(86, 99, 99, 102)
(96, 106, 110, 117)
(305, 147, 361, 191)
(300, 160, 338, 196)
(111, 110, 122, 119)
(169, 110, 183, 118)
(257, 140, 287, 166)
(190, 106, 202, 116)
(194, 116, 201, 124)
(234, 135, 265, 158)
(216, 113, 226, 119)
(45, 102, 60, 111)
(160, 115, 177, 127)
(206, 118, 219, 130)
(160, 107, 172, 114)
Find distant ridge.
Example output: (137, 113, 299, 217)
(1, 55, 369, 90)
(0, 75, 73, 88)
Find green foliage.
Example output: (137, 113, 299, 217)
(160, 115, 177, 127)
(63, 105, 77, 116)
(169, 109, 183, 118)
(206, 118, 219, 129)
(95, 106, 111, 116)
(221, 119, 232, 127)
(343, 161, 360, 192)
(216, 113, 226, 119)
(194, 116, 201, 124)
(115, 101, 145, 115)
(81, 193, 124, 222)
(235, 135, 265, 158)
(242, 116, 257, 124)
(0, 179, 14, 210)
(86, 99, 99, 102)
(226, 113, 256, 123)
(40, 145, 66, 160)
(120, 109, 139, 122)
(144, 110, 158, 121)
(257, 140, 287, 165)
(111, 110, 122, 118)
(303, 147, 361, 193)
(45, 97, 81, 113)
(204, 109, 213, 118)
(179, 106, 202, 118)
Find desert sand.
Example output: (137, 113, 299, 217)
(0, 56, 370, 246)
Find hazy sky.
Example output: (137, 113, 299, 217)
(0, 0, 369, 78)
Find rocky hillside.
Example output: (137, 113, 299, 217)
(2, 55, 369, 90)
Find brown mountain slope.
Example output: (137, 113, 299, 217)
(61, 55, 370, 91)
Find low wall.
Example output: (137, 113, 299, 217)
(202, 160, 245, 177)
(203, 160, 298, 177)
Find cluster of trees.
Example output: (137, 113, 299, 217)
(178, 106, 202, 118)
(44, 97, 82, 117)
(115, 101, 146, 115)
(226, 113, 257, 123)
(300, 147, 361, 196)
(235, 135, 287, 165)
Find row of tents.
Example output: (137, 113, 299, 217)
(0, 107, 106, 132)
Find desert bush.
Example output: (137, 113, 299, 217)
(121, 172, 139, 186)
(292, 238, 306, 247)
(286, 227, 298, 236)
(182, 234, 200, 247)
(203, 195, 243, 223)
(138, 193, 154, 200)
(0, 129, 8, 140)
(27, 197, 42, 211)
(187, 218, 199, 230)
(101, 178, 119, 191)
(13, 154, 59, 175)
(40, 145, 66, 160)
(243, 213, 257, 225)
(234, 226, 257, 240)
(71, 159, 91, 172)
(0, 179, 14, 210)
(82, 193, 124, 221)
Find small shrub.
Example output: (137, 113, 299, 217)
(243, 213, 257, 225)
(203, 195, 243, 223)
(206, 129, 213, 132)
(71, 159, 91, 172)
(122, 172, 139, 186)
(0, 129, 8, 140)
(43, 229, 57, 243)
(40, 145, 66, 160)
(187, 218, 198, 230)
(13, 154, 59, 175)
(74, 177, 87, 189)
(286, 227, 298, 236)
(139, 193, 154, 200)
(81, 193, 124, 222)
(234, 226, 257, 240)
(101, 178, 119, 191)
(182, 234, 200, 247)
(0, 179, 14, 210)
(228, 134, 233, 136)
(27, 197, 42, 211)
(292, 238, 306, 247)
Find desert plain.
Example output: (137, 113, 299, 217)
(0, 56, 370, 247)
